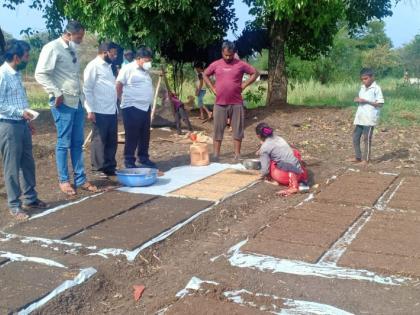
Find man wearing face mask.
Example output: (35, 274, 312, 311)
(83, 42, 119, 177)
(0, 39, 48, 220)
(203, 41, 259, 161)
(35, 20, 99, 196)
(116, 46, 156, 169)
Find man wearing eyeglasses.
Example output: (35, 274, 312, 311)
(35, 20, 99, 196)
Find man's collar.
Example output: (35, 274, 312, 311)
(362, 81, 377, 89)
(59, 37, 69, 49)
(95, 56, 109, 66)
(4, 62, 17, 75)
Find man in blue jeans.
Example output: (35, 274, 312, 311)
(116, 47, 157, 169)
(35, 21, 98, 196)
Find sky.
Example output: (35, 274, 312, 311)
(0, 0, 419, 48)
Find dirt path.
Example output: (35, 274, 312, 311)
(1, 106, 420, 314)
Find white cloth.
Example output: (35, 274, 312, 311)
(116, 61, 153, 112)
(35, 38, 82, 108)
(83, 56, 118, 114)
(118, 163, 246, 196)
(353, 81, 384, 126)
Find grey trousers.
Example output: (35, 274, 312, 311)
(353, 125, 374, 161)
(0, 120, 37, 208)
(90, 113, 118, 173)
(175, 105, 192, 132)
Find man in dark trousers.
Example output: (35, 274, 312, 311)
(116, 47, 156, 168)
(0, 39, 47, 220)
(83, 42, 119, 176)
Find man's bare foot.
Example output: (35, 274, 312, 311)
(276, 188, 299, 197)
(360, 160, 369, 166)
(59, 182, 76, 196)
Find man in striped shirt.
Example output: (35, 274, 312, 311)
(0, 40, 47, 220)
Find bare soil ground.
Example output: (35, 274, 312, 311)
(1, 105, 420, 314)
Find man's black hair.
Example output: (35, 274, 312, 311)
(221, 41, 236, 52)
(3, 39, 28, 62)
(136, 46, 153, 59)
(65, 20, 84, 33)
(360, 68, 374, 77)
(98, 41, 119, 54)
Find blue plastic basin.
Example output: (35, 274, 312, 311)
(116, 168, 158, 187)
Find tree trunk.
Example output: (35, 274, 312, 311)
(266, 20, 288, 107)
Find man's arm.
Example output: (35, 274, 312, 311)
(259, 150, 271, 178)
(196, 73, 204, 96)
(116, 81, 123, 101)
(203, 65, 217, 95)
(83, 62, 97, 122)
(241, 63, 259, 91)
(0, 75, 27, 118)
(35, 45, 62, 103)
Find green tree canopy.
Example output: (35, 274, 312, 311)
(243, 0, 394, 106)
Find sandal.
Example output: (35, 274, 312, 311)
(9, 207, 29, 221)
(59, 182, 76, 196)
(79, 182, 101, 193)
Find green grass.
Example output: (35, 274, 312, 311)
(25, 77, 420, 126)
(25, 81, 49, 109)
(288, 78, 420, 126)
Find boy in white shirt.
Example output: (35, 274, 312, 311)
(350, 68, 384, 165)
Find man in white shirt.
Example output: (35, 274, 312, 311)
(84, 42, 119, 176)
(35, 20, 98, 196)
(350, 68, 384, 165)
(116, 47, 156, 168)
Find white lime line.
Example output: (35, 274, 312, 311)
(227, 240, 413, 286)
(0, 251, 66, 268)
(169, 276, 354, 315)
(17, 267, 97, 315)
(317, 209, 372, 264)
(375, 178, 404, 211)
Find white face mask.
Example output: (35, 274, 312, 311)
(142, 61, 152, 71)
(69, 41, 80, 51)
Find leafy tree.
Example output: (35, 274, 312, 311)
(1, 0, 236, 91)
(399, 34, 420, 77)
(244, 0, 394, 106)
(355, 20, 393, 50)
(362, 44, 400, 77)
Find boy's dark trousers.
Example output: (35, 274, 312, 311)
(175, 105, 192, 133)
(122, 106, 151, 167)
(353, 125, 374, 161)
(90, 112, 118, 174)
